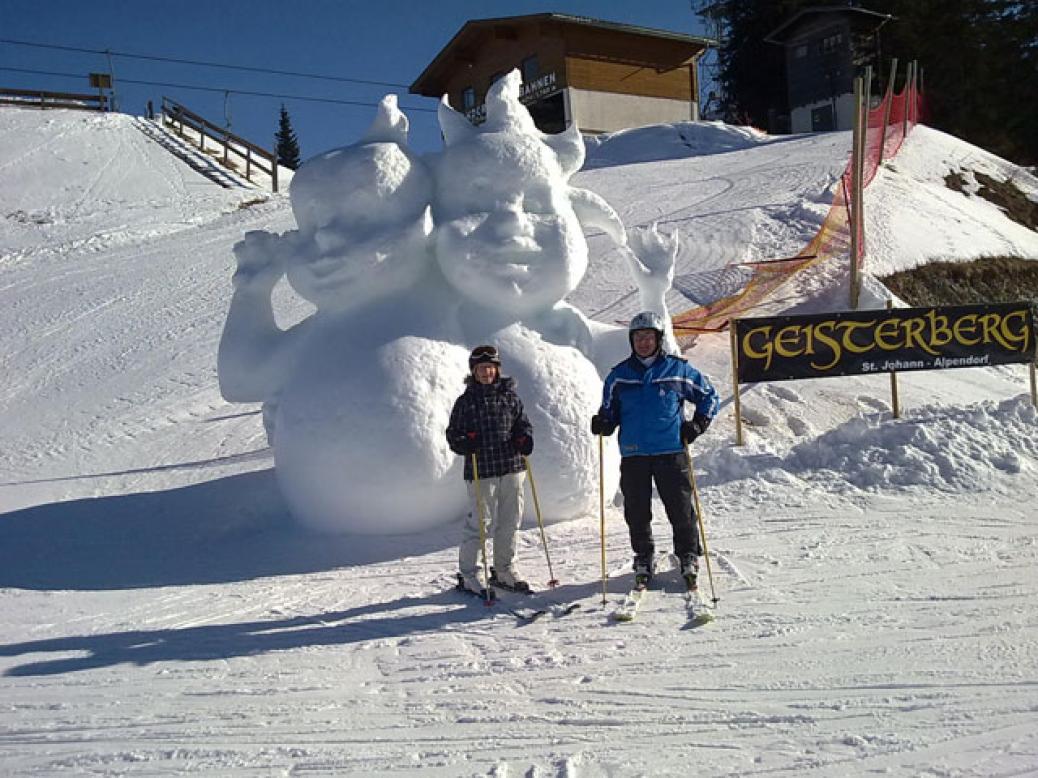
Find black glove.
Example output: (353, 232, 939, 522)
(512, 434, 533, 456)
(681, 413, 711, 444)
(450, 431, 479, 455)
(590, 414, 617, 436)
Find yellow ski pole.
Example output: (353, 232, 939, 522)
(685, 447, 719, 609)
(471, 453, 493, 606)
(599, 432, 608, 606)
(523, 456, 558, 587)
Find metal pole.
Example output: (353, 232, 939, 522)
(598, 433, 607, 606)
(523, 456, 558, 587)
(685, 449, 719, 609)
(104, 49, 118, 112)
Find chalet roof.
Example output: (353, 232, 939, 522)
(410, 13, 716, 96)
(764, 6, 893, 45)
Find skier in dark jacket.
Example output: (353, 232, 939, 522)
(447, 345, 534, 595)
(591, 311, 719, 590)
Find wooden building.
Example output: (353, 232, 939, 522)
(765, 6, 893, 134)
(410, 14, 714, 135)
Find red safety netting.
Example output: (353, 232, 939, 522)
(672, 72, 925, 342)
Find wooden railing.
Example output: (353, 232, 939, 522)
(160, 97, 279, 192)
(0, 87, 109, 111)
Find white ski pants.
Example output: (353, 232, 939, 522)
(459, 470, 526, 582)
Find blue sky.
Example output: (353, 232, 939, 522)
(2, 1, 713, 159)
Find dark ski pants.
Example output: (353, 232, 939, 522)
(619, 452, 701, 563)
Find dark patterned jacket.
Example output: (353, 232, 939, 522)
(446, 375, 533, 481)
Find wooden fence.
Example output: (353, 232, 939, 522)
(0, 87, 109, 111)
(160, 97, 279, 192)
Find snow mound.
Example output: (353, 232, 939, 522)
(707, 395, 1038, 494)
(582, 120, 773, 169)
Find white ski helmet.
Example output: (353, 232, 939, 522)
(628, 311, 666, 353)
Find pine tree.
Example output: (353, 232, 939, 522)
(275, 104, 301, 170)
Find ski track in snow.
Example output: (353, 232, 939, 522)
(2, 110, 1038, 776)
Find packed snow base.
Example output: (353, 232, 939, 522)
(2, 98, 1038, 775)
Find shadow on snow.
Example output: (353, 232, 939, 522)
(0, 468, 456, 591)
(0, 577, 616, 677)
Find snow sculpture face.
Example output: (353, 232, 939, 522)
(435, 132, 586, 314)
(286, 96, 433, 311)
(434, 72, 620, 316)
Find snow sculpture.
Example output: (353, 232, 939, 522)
(217, 73, 681, 535)
(219, 96, 470, 534)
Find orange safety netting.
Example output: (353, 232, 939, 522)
(672, 73, 925, 343)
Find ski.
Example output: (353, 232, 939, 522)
(682, 584, 716, 627)
(454, 574, 578, 621)
(512, 601, 580, 623)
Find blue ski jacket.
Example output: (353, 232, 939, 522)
(598, 353, 719, 457)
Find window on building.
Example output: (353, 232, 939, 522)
(812, 104, 835, 132)
(462, 87, 476, 110)
(821, 33, 843, 54)
(521, 55, 539, 83)
(794, 44, 808, 59)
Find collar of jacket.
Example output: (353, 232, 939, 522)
(465, 374, 516, 393)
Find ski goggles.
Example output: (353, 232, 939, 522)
(469, 344, 501, 365)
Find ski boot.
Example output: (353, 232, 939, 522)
(456, 572, 495, 602)
(678, 554, 699, 592)
(632, 556, 653, 590)
(489, 567, 532, 594)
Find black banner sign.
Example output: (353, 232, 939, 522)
(735, 303, 1036, 383)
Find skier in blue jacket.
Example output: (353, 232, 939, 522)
(591, 311, 719, 589)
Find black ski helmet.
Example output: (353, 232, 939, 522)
(468, 344, 501, 372)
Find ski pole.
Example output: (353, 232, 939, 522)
(470, 453, 493, 606)
(522, 455, 558, 588)
(598, 432, 607, 606)
(685, 447, 719, 607)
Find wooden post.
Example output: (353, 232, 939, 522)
(730, 322, 744, 446)
(849, 75, 863, 309)
(878, 58, 898, 163)
(272, 152, 279, 193)
(902, 61, 914, 138)
(245, 147, 252, 181)
(913, 60, 921, 124)
(1029, 360, 1036, 408)
(887, 300, 901, 418)
(852, 66, 872, 311)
